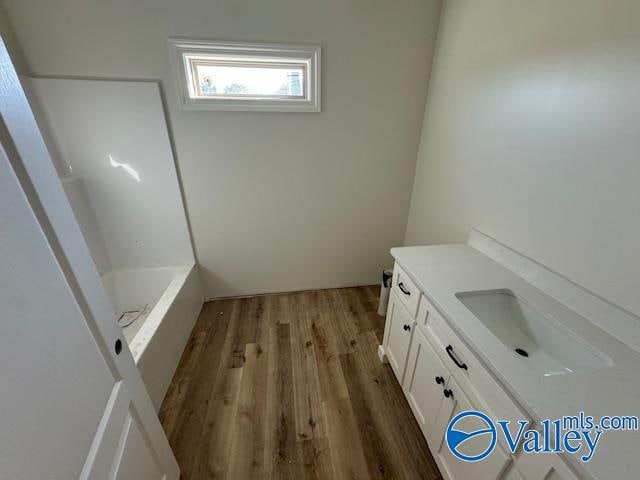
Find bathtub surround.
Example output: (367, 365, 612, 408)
(1, 0, 443, 298)
(135, 264, 203, 410)
(28, 78, 194, 272)
(60, 175, 111, 274)
(99, 263, 204, 410)
(27, 77, 205, 409)
(405, 0, 640, 317)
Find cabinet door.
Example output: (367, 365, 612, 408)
(513, 451, 580, 480)
(383, 290, 415, 382)
(502, 466, 525, 480)
(431, 377, 510, 480)
(403, 327, 451, 445)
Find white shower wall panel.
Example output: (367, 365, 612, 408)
(28, 78, 193, 270)
(61, 175, 111, 275)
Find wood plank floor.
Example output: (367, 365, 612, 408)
(159, 286, 442, 480)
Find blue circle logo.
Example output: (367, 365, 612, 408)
(446, 410, 497, 462)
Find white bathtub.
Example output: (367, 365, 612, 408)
(102, 263, 204, 410)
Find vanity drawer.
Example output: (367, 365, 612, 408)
(392, 263, 420, 317)
(422, 297, 530, 438)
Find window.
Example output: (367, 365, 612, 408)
(169, 39, 321, 112)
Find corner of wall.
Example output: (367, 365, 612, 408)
(401, 0, 448, 247)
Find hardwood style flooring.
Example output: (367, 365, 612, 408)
(159, 286, 442, 480)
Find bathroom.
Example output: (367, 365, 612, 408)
(0, 1, 639, 479)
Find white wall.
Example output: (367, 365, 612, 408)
(405, 0, 640, 316)
(0, 2, 26, 74)
(3, 0, 442, 297)
(28, 79, 194, 271)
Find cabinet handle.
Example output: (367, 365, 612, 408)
(398, 282, 411, 296)
(444, 388, 453, 399)
(403, 324, 411, 332)
(435, 376, 444, 385)
(446, 345, 468, 370)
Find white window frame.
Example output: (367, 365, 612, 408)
(168, 38, 321, 112)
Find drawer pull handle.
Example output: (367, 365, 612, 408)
(435, 376, 444, 385)
(444, 388, 453, 399)
(446, 345, 468, 370)
(398, 282, 411, 296)
(403, 324, 411, 332)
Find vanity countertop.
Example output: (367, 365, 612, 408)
(391, 243, 640, 480)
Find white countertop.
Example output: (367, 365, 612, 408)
(391, 243, 640, 480)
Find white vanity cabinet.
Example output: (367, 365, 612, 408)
(402, 317, 511, 480)
(381, 262, 582, 480)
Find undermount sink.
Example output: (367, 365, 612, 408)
(455, 289, 611, 376)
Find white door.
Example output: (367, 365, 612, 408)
(0, 38, 179, 480)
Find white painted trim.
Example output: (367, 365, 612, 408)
(168, 38, 321, 112)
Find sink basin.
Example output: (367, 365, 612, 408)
(455, 289, 610, 376)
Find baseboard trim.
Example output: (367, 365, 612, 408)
(205, 284, 379, 302)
